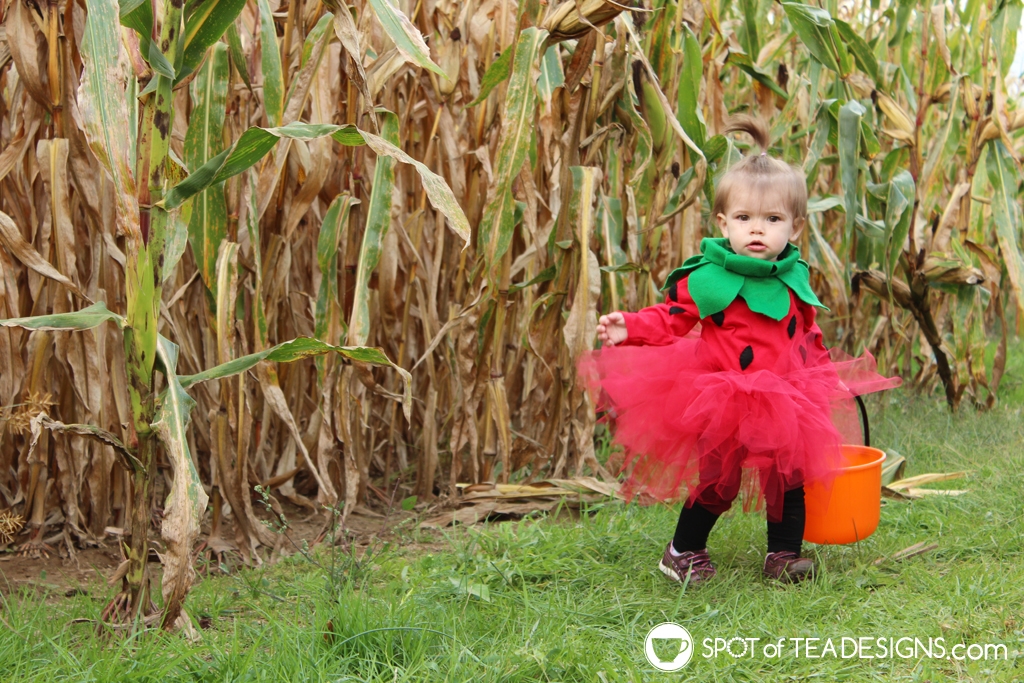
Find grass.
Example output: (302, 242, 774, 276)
(3, 348, 1024, 681)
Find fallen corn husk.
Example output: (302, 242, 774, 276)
(886, 472, 968, 490)
(421, 477, 622, 527)
(883, 471, 969, 499)
(873, 541, 939, 566)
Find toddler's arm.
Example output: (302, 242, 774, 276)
(608, 277, 699, 346)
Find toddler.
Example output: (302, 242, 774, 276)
(586, 116, 900, 585)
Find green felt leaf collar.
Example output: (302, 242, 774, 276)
(662, 238, 827, 321)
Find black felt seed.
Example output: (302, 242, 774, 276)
(668, 282, 678, 302)
(787, 315, 797, 338)
(669, 306, 686, 315)
(799, 346, 807, 363)
(739, 345, 754, 370)
(711, 311, 725, 326)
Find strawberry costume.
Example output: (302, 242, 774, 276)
(582, 238, 900, 523)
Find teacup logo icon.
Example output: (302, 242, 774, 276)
(644, 622, 694, 671)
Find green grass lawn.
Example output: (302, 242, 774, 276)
(3, 350, 1024, 682)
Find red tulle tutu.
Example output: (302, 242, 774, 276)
(580, 326, 900, 522)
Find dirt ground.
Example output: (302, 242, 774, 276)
(0, 500, 446, 599)
(1, 477, 605, 601)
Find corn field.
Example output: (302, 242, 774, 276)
(0, 0, 1021, 627)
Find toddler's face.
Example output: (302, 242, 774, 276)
(716, 186, 804, 261)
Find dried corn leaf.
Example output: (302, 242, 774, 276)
(887, 471, 967, 490)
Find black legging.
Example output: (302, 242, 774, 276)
(672, 486, 806, 555)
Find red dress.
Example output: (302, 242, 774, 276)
(580, 276, 900, 522)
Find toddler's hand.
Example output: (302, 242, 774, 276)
(597, 312, 628, 346)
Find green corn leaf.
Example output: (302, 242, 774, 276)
(807, 195, 845, 213)
(676, 25, 706, 151)
(257, 0, 284, 125)
(888, 0, 915, 48)
(125, 246, 159, 382)
(478, 27, 547, 281)
(855, 214, 885, 238)
(782, 2, 850, 76)
(226, 20, 252, 91)
(177, 336, 412, 420)
(82, 0, 142, 248)
(301, 13, 334, 68)
(987, 141, 1024, 318)
(537, 45, 564, 102)
(859, 118, 881, 159)
(510, 265, 557, 293)
(0, 301, 126, 331)
(739, 0, 760, 58)
(599, 262, 646, 274)
(620, 16, 706, 177)
(469, 44, 513, 107)
(782, 2, 838, 71)
(147, 40, 176, 79)
(184, 43, 229, 294)
(367, 0, 445, 77)
(596, 195, 627, 306)
(162, 156, 193, 283)
(803, 103, 833, 174)
(177, 0, 248, 85)
(728, 54, 789, 100)
(119, 0, 154, 65)
(152, 335, 209, 628)
(838, 99, 865, 250)
(703, 134, 728, 163)
(315, 194, 356, 380)
(834, 18, 878, 82)
(992, 1, 1022, 78)
(828, 21, 853, 77)
(349, 112, 398, 346)
(883, 170, 914, 281)
(316, 195, 353, 293)
(179, 337, 398, 388)
(160, 122, 469, 245)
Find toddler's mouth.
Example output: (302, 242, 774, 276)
(747, 241, 766, 251)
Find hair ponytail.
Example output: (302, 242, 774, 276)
(723, 115, 770, 155)
(711, 115, 808, 221)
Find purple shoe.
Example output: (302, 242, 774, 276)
(659, 543, 717, 585)
(763, 551, 815, 583)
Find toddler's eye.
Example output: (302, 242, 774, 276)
(736, 214, 749, 221)
(768, 215, 781, 223)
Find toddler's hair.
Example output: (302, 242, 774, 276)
(712, 116, 807, 222)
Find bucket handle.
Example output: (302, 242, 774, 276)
(855, 395, 870, 447)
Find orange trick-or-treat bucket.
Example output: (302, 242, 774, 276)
(803, 445, 887, 545)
